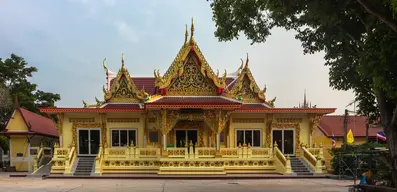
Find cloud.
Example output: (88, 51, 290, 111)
(114, 20, 139, 43)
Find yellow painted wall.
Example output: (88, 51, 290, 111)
(229, 113, 266, 148)
(62, 113, 145, 151)
(10, 136, 29, 171)
(313, 127, 369, 170)
(7, 110, 28, 131)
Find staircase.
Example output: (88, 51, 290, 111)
(74, 157, 95, 176)
(290, 156, 313, 175)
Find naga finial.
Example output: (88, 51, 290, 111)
(268, 97, 276, 107)
(103, 58, 108, 71)
(95, 97, 101, 104)
(216, 69, 219, 78)
(153, 69, 158, 79)
(263, 85, 267, 94)
(222, 69, 227, 81)
(245, 53, 249, 69)
(82, 100, 87, 108)
(185, 24, 189, 44)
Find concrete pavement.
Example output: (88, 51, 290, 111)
(0, 176, 354, 192)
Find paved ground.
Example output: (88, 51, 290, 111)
(0, 176, 355, 192)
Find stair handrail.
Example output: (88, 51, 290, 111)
(33, 144, 44, 172)
(94, 144, 103, 174)
(64, 146, 76, 174)
(301, 144, 323, 173)
(273, 142, 292, 174)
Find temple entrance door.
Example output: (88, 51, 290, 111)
(272, 129, 295, 155)
(78, 129, 101, 156)
(175, 130, 198, 147)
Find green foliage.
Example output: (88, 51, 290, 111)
(329, 143, 393, 186)
(0, 54, 61, 151)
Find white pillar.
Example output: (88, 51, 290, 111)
(163, 134, 166, 150)
(27, 139, 31, 173)
(59, 136, 62, 148)
(216, 133, 220, 151)
(143, 136, 147, 148)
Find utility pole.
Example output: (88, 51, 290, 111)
(343, 109, 349, 150)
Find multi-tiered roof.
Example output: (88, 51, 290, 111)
(40, 19, 335, 114)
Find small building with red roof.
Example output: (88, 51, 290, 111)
(1, 100, 58, 172)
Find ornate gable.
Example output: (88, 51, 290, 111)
(103, 54, 149, 103)
(225, 55, 276, 107)
(154, 19, 227, 96)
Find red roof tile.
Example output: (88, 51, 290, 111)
(317, 116, 383, 137)
(101, 103, 142, 109)
(241, 103, 269, 109)
(145, 96, 242, 109)
(18, 108, 58, 137)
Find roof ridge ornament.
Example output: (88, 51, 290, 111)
(121, 53, 125, 71)
(185, 24, 189, 45)
(103, 58, 108, 71)
(190, 17, 195, 45)
(244, 53, 249, 69)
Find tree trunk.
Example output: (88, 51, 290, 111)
(357, 0, 397, 33)
(375, 89, 397, 188)
(366, 120, 369, 143)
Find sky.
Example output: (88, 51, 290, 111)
(0, 0, 356, 115)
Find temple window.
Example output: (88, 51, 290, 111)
(236, 129, 261, 147)
(111, 129, 137, 147)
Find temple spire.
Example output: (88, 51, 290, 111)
(190, 17, 195, 45)
(121, 53, 125, 70)
(185, 24, 189, 44)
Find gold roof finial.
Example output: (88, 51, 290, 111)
(121, 53, 126, 71)
(245, 53, 249, 69)
(185, 24, 189, 44)
(190, 17, 195, 45)
(103, 58, 108, 71)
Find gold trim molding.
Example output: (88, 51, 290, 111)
(69, 118, 95, 123)
(107, 118, 140, 123)
(276, 118, 302, 123)
(232, 118, 264, 123)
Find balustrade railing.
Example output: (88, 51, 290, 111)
(300, 143, 325, 174)
(273, 142, 292, 174)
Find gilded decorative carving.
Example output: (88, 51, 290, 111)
(103, 54, 149, 103)
(56, 113, 64, 135)
(154, 110, 180, 135)
(265, 114, 273, 147)
(153, 19, 227, 93)
(276, 118, 302, 124)
(308, 114, 322, 135)
(166, 55, 218, 96)
(69, 118, 95, 123)
(232, 118, 264, 123)
(224, 55, 268, 103)
(107, 118, 140, 123)
(100, 114, 107, 147)
(72, 123, 102, 149)
(203, 110, 231, 134)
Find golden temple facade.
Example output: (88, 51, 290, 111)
(40, 19, 335, 176)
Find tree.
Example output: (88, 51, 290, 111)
(0, 54, 61, 151)
(356, 0, 397, 33)
(209, 0, 397, 187)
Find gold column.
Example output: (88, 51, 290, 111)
(266, 114, 273, 147)
(100, 113, 107, 148)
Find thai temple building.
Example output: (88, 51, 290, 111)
(40, 20, 336, 176)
